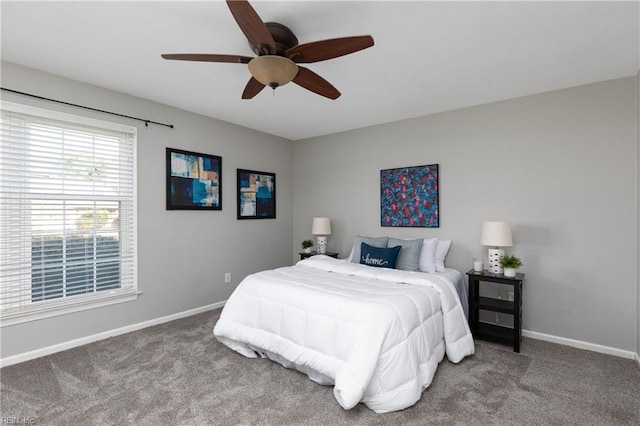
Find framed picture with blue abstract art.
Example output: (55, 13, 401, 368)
(237, 169, 276, 219)
(380, 164, 439, 227)
(166, 148, 222, 210)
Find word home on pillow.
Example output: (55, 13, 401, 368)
(360, 242, 401, 269)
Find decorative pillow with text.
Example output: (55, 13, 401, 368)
(360, 242, 401, 269)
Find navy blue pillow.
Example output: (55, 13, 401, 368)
(360, 242, 401, 269)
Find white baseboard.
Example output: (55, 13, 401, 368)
(522, 329, 637, 360)
(2, 307, 637, 369)
(0, 301, 226, 368)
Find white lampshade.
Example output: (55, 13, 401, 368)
(311, 217, 332, 235)
(481, 221, 513, 274)
(480, 221, 513, 247)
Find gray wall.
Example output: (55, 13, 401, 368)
(2, 61, 638, 359)
(637, 71, 640, 359)
(293, 77, 638, 352)
(0, 61, 294, 359)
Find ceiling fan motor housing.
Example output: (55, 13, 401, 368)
(251, 22, 299, 56)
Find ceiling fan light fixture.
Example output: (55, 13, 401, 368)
(248, 55, 298, 89)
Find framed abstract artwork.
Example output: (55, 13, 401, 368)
(380, 164, 439, 227)
(237, 169, 276, 219)
(166, 148, 222, 210)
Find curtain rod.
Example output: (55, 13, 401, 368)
(1, 87, 174, 129)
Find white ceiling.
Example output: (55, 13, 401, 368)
(1, 1, 638, 140)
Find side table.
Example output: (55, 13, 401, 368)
(466, 270, 524, 352)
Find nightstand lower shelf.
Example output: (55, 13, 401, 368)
(476, 296, 514, 313)
(473, 322, 516, 346)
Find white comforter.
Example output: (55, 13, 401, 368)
(213, 256, 474, 413)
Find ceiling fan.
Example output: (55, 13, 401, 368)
(161, 0, 374, 100)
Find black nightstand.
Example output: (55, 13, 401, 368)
(299, 251, 339, 260)
(466, 270, 524, 352)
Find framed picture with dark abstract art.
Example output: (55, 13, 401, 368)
(380, 164, 439, 227)
(166, 147, 222, 210)
(237, 169, 276, 219)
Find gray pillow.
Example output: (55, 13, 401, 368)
(350, 236, 389, 263)
(387, 237, 424, 271)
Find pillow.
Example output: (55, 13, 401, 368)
(435, 239, 451, 272)
(349, 236, 389, 263)
(360, 242, 401, 269)
(387, 237, 423, 271)
(418, 237, 438, 273)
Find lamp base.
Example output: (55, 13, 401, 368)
(488, 248, 505, 274)
(317, 236, 327, 254)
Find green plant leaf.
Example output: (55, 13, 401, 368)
(500, 255, 522, 268)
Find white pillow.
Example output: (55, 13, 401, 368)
(347, 246, 354, 262)
(435, 239, 451, 272)
(418, 237, 438, 273)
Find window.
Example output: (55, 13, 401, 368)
(0, 102, 137, 325)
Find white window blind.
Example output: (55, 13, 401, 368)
(0, 102, 137, 323)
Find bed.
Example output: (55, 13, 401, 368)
(434, 268, 469, 320)
(213, 254, 474, 413)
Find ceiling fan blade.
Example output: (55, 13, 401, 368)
(242, 77, 266, 99)
(226, 0, 276, 55)
(293, 67, 341, 100)
(161, 54, 252, 64)
(285, 36, 374, 63)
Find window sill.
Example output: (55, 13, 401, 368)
(0, 289, 141, 327)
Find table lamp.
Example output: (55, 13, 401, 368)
(480, 221, 513, 274)
(311, 217, 331, 254)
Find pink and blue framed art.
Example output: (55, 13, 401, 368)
(166, 148, 222, 210)
(380, 164, 439, 227)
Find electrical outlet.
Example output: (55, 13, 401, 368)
(508, 291, 514, 302)
(224, 272, 231, 284)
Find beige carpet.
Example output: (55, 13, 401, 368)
(1, 309, 638, 425)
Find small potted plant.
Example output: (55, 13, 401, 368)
(301, 239, 314, 253)
(500, 255, 523, 278)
